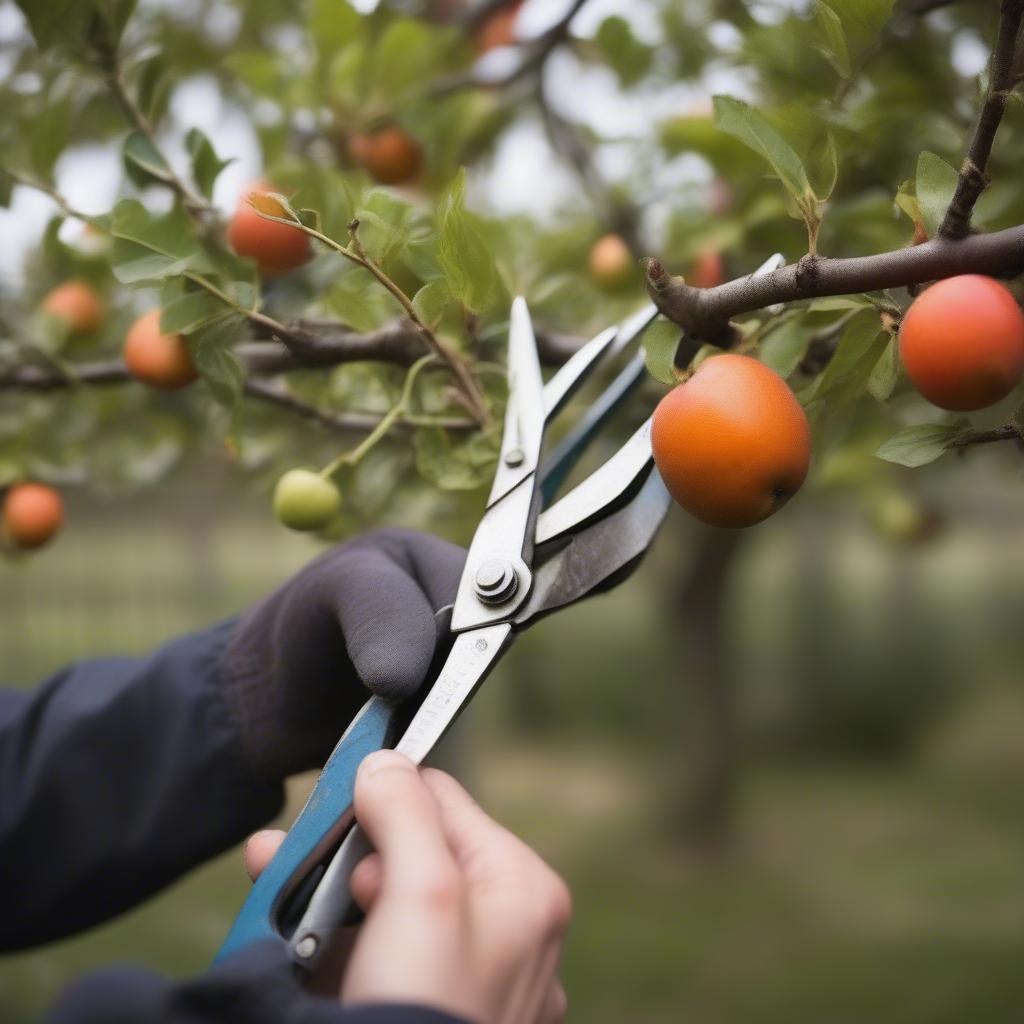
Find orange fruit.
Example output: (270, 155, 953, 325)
(3, 483, 63, 550)
(42, 281, 104, 336)
(124, 310, 198, 391)
(899, 274, 1024, 411)
(690, 249, 724, 289)
(652, 353, 811, 528)
(227, 181, 311, 275)
(588, 233, 633, 289)
(477, 3, 521, 53)
(349, 128, 423, 186)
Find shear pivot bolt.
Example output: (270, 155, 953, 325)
(475, 558, 518, 604)
(504, 448, 525, 467)
(295, 936, 318, 960)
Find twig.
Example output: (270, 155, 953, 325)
(643, 223, 1024, 342)
(432, 0, 589, 96)
(101, 52, 213, 221)
(939, 0, 1024, 239)
(946, 424, 1022, 449)
(244, 377, 474, 435)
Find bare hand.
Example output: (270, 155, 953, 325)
(245, 750, 570, 1023)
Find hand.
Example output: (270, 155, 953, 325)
(245, 751, 571, 1024)
(224, 529, 465, 780)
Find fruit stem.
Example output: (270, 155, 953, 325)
(320, 355, 437, 478)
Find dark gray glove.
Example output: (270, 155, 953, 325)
(224, 528, 466, 782)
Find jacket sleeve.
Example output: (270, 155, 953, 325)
(0, 620, 284, 951)
(46, 940, 471, 1024)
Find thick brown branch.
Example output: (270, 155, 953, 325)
(939, 0, 1024, 239)
(644, 225, 1024, 341)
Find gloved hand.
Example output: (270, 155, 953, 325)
(223, 528, 466, 782)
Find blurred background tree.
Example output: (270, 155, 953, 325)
(2, 0, 1024, 1021)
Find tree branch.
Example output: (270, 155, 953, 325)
(644, 224, 1024, 342)
(0, 359, 474, 433)
(947, 424, 1023, 449)
(432, 0, 589, 96)
(939, 0, 1024, 239)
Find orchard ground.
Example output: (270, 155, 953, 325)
(1, 456, 1023, 1023)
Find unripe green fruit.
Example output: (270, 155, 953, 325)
(273, 469, 341, 531)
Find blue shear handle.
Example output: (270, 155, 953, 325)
(214, 697, 398, 964)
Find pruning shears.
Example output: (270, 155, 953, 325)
(215, 255, 787, 972)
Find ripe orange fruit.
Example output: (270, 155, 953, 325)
(690, 249, 724, 289)
(349, 127, 423, 185)
(652, 354, 811, 528)
(3, 483, 63, 550)
(477, 2, 521, 53)
(42, 281, 104, 336)
(124, 310, 198, 391)
(588, 233, 634, 289)
(227, 181, 311, 275)
(899, 274, 1024, 411)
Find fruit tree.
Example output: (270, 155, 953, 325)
(3, 0, 1024, 554)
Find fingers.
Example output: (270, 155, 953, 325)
(367, 528, 467, 611)
(349, 852, 383, 912)
(419, 767, 511, 861)
(354, 750, 459, 903)
(542, 983, 569, 1024)
(243, 829, 285, 881)
(331, 549, 439, 702)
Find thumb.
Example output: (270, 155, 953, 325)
(244, 829, 286, 881)
(331, 548, 439, 702)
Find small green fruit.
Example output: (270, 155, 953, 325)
(273, 469, 341, 531)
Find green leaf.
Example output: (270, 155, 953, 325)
(815, 2, 851, 78)
(894, 179, 926, 235)
(437, 169, 497, 313)
(807, 131, 839, 202)
(368, 19, 440, 101)
(812, 308, 887, 401)
(595, 16, 653, 87)
(875, 421, 970, 468)
(642, 318, 682, 385)
(867, 335, 900, 401)
(808, 296, 875, 313)
(412, 279, 452, 331)
(415, 424, 500, 491)
(14, 0, 135, 52)
(110, 198, 211, 283)
(712, 96, 812, 204)
(186, 315, 245, 413)
(355, 189, 414, 269)
(916, 151, 958, 237)
(759, 317, 811, 379)
(29, 96, 73, 179)
(309, 0, 362, 60)
(123, 132, 175, 189)
(158, 280, 232, 335)
(185, 128, 233, 200)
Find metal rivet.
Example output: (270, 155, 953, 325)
(295, 936, 318, 960)
(475, 638, 488, 652)
(505, 448, 525, 467)
(474, 558, 518, 604)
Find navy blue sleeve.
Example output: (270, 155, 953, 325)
(47, 940, 471, 1024)
(0, 620, 284, 951)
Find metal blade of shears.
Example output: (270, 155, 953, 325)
(451, 297, 545, 632)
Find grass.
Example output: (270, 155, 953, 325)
(2, 484, 1024, 1021)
